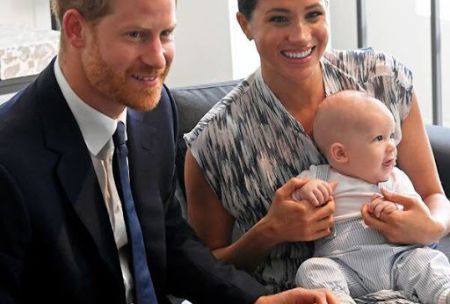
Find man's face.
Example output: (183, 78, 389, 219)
(81, 0, 176, 115)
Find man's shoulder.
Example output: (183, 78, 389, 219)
(0, 69, 59, 162)
(0, 61, 57, 121)
(0, 89, 37, 135)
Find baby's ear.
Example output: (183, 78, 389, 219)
(330, 142, 348, 163)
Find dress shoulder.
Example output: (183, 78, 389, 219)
(324, 48, 413, 89)
(184, 75, 254, 147)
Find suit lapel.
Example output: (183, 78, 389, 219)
(127, 109, 165, 258)
(37, 60, 122, 281)
(127, 109, 157, 213)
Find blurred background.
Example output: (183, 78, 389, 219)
(0, 0, 448, 126)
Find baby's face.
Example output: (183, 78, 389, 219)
(343, 109, 397, 184)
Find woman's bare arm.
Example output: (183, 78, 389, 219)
(184, 149, 335, 271)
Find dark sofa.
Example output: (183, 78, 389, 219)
(171, 80, 450, 203)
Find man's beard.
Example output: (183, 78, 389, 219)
(82, 38, 169, 112)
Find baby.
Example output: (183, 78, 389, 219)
(293, 90, 450, 304)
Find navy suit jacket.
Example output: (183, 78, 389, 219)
(0, 61, 267, 304)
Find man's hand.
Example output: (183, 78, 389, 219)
(255, 287, 338, 304)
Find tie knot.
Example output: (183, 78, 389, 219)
(113, 121, 126, 147)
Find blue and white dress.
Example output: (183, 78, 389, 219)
(184, 48, 413, 292)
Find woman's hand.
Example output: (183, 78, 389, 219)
(261, 177, 335, 245)
(255, 287, 338, 304)
(362, 188, 446, 245)
(186, 151, 333, 271)
(292, 179, 337, 207)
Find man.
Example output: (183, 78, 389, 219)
(0, 0, 336, 303)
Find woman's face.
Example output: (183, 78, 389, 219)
(238, 0, 329, 86)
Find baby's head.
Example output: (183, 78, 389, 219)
(313, 90, 397, 184)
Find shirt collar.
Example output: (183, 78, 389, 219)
(53, 58, 127, 156)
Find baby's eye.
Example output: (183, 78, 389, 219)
(375, 135, 384, 141)
(390, 133, 395, 139)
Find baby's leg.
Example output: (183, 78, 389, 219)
(394, 247, 450, 304)
(296, 257, 356, 304)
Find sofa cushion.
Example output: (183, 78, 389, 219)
(171, 80, 241, 196)
(172, 80, 241, 140)
(426, 124, 450, 196)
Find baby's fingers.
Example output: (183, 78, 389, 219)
(368, 195, 383, 214)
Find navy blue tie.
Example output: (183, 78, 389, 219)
(112, 122, 158, 304)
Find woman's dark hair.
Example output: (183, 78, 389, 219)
(238, 0, 328, 20)
(238, 0, 258, 20)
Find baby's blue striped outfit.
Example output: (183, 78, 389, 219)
(295, 165, 450, 304)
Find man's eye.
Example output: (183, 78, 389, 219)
(128, 32, 146, 40)
(161, 29, 174, 40)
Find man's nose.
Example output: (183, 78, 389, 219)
(141, 38, 166, 69)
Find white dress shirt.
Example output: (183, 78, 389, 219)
(54, 59, 134, 303)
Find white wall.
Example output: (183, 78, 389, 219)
(442, 19, 450, 125)
(228, 1, 259, 80)
(1, 0, 449, 126)
(328, 0, 358, 50)
(328, 0, 445, 125)
(365, 0, 433, 124)
(166, 0, 258, 88)
(0, 0, 51, 29)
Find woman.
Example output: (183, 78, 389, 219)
(184, 0, 450, 293)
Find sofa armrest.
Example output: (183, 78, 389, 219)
(426, 124, 450, 196)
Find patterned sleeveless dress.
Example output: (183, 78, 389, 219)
(184, 48, 413, 292)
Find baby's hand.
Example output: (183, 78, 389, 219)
(368, 193, 399, 218)
(292, 180, 336, 207)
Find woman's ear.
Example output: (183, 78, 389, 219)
(236, 12, 253, 41)
(62, 8, 88, 48)
(330, 142, 348, 163)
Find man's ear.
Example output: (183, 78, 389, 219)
(330, 142, 348, 163)
(236, 12, 253, 40)
(62, 8, 88, 48)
